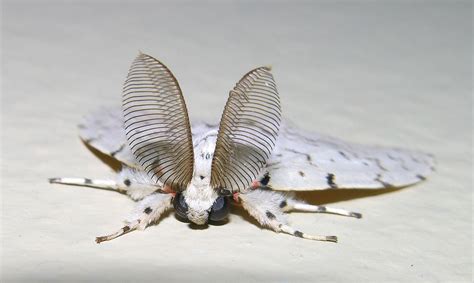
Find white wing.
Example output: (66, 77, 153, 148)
(78, 107, 137, 167)
(264, 120, 435, 191)
(79, 111, 435, 190)
(78, 107, 216, 168)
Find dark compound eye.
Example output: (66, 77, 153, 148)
(209, 196, 230, 222)
(173, 193, 188, 220)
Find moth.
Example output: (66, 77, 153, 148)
(50, 53, 435, 243)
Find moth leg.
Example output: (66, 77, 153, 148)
(96, 193, 173, 243)
(49, 166, 161, 201)
(281, 198, 362, 218)
(239, 190, 337, 242)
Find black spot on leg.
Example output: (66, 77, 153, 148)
(122, 226, 130, 233)
(294, 231, 304, 238)
(279, 200, 287, 208)
(124, 179, 131, 186)
(84, 178, 92, 185)
(326, 173, 337, 188)
(350, 212, 362, 219)
(144, 207, 152, 214)
(318, 206, 327, 212)
(266, 211, 276, 220)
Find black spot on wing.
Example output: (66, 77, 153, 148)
(279, 200, 287, 208)
(326, 173, 337, 188)
(387, 153, 396, 160)
(338, 151, 350, 160)
(124, 179, 131, 186)
(416, 174, 426, 181)
(375, 174, 394, 188)
(110, 144, 125, 157)
(369, 158, 388, 171)
(122, 226, 130, 232)
(84, 178, 93, 184)
(260, 173, 271, 186)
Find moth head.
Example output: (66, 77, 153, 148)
(173, 184, 230, 225)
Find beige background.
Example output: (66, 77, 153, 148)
(2, 1, 472, 282)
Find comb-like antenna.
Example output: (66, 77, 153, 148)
(122, 53, 194, 190)
(210, 67, 281, 193)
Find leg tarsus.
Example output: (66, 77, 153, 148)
(96, 221, 139, 243)
(49, 177, 124, 192)
(239, 190, 338, 243)
(95, 193, 173, 244)
(278, 224, 338, 242)
(282, 199, 362, 219)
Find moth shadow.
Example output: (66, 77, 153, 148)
(82, 140, 122, 172)
(293, 187, 404, 206)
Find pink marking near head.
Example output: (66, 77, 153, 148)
(162, 184, 176, 197)
(251, 180, 261, 189)
(233, 192, 240, 203)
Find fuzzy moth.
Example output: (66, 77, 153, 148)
(50, 53, 435, 243)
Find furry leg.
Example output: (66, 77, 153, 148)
(49, 166, 161, 200)
(239, 190, 337, 242)
(280, 198, 362, 218)
(95, 193, 173, 243)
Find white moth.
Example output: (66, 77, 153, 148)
(50, 53, 435, 243)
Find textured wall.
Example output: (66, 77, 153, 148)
(2, 1, 471, 282)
